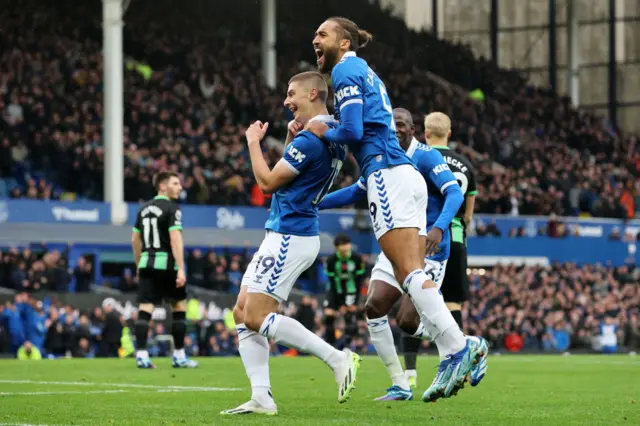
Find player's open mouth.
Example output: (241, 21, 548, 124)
(289, 105, 298, 116)
(315, 48, 324, 65)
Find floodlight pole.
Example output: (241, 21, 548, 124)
(261, 0, 276, 90)
(103, 0, 126, 225)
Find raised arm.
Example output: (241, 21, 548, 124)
(246, 121, 298, 194)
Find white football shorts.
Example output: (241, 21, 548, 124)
(370, 250, 448, 293)
(364, 164, 428, 240)
(242, 231, 320, 303)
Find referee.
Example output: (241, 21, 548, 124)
(426, 112, 476, 330)
(131, 171, 197, 369)
(323, 234, 366, 347)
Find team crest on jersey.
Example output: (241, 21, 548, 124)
(288, 145, 306, 163)
(334, 85, 360, 103)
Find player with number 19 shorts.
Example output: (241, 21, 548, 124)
(220, 71, 359, 417)
(307, 16, 478, 398)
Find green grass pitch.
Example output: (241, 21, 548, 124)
(0, 355, 638, 425)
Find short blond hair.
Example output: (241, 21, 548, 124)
(288, 71, 328, 102)
(424, 112, 451, 138)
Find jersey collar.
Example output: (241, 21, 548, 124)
(154, 195, 169, 201)
(406, 138, 420, 158)
(309, 114, 337, 125)
(342, 52, 357, 59)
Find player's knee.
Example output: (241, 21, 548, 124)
(396, 310, 420, 335)
(244, 310, 268, 333)
(364, 298, 386, 320)
(232, 303, 245, 325)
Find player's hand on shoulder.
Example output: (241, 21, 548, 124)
(288, 120, 303, 138)
(245, 120, 270, 146)
(304, 120, 329, 139)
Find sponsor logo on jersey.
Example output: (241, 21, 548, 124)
(334, 85, 361, 103)
(432, 164, 451, 175)
(287, 145, 306, 163)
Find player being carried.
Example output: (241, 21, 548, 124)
(318, 109, 488, 402)
(132, 172, 198, 369)
(305, 17, 478, 396)
(220, 71, 359, 417)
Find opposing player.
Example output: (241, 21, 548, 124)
(318, 109, 488, 402)
(221, 71, 359, 417)
(429, 112, 477, 331)
(307, 17, 476, 396)
(132, 171, 198, 369)
(324, 234, 367, 347)
(403, 112, 484, 388)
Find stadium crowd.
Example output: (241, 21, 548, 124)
(1, 0, 638, 217)
(2, 254, 639, 357)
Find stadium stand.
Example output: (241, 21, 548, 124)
(0, 0, 638, 358)
(2, 0, 637, 216)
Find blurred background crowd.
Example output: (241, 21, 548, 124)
(1, 0, 639, 358)
(2, 247, 639, 357)
(1, 0, 638, 217)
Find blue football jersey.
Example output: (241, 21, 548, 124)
(355, 139, 460, 261)
(408, 140, 460, 262)
(265, 116, 347, 236)
(331, 52, 412, 180)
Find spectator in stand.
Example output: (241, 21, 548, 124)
(1, 0, 636, 218)
(119, 268, 137, 293)
(73, 256, 93, 292)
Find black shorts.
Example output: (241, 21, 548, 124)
(440, 242, 469, 303)
(137, 269, 187, 305)
(323, 291, 360, 312)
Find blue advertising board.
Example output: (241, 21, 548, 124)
(1, 199, 638, 265)
(0, 199, 111, 225)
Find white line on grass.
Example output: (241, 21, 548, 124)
(0, 390, 127, 396)
(0, 379, 241, 391)
(0, 424, 69, 426)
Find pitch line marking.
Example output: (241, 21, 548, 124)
(0, 390, 127, 396)
(0, 379, 241, 391)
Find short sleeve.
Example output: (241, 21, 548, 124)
(132, 211, 142, 233)
(331, 62, 364, 112)
(168, 205, 183, 231)
(466, 164, 478, 196)
(356, 176, 367, 191)
(355, 254, 366, 275)
(281, 133, 322, 175)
